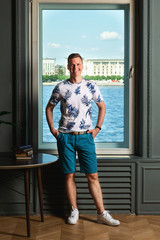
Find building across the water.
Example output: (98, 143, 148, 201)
(43, 58, 56, 75)
(65, 58, 124, 77)
(42, 58, 124, 77)
(83, 58, 124, 76)
(55, 65, 66, 75)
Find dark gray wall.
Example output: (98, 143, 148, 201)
(0, 0, 30, 151)
(0, 0, 13, 152)
(137, 0, 160, 158)
(150, 0, 160, 158)
(1, 0, 160, 156)
(0, 0, 160, 215)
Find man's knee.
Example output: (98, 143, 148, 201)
(65, 173, 75, 181)
(86, 173, 99, 183)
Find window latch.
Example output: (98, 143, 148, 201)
(129, 66, 134, 78)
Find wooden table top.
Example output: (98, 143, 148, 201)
(0, 153, 58, 169)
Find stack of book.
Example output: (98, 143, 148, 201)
(15, 145, 33, 160)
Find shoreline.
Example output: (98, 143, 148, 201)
(43, 81, 124, 86)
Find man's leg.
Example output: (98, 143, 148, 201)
(57, 133, 77, 209)
(65, 173, 79, 225)
(86, 172, 104, 214)
(86, 172, 120, 226)
(65, 173, 78, 209)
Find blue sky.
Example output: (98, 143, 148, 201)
(42, 10, 124, 65)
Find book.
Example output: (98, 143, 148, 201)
(23, 147, 33, 153)
(16, 149, 33, 156)
(18, 145, 32, 150)
(15, 145, 33, 159)
(16, 155, 33, 160)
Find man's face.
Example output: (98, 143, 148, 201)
(68, 57, 83, 78)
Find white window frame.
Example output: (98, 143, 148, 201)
(31, 0, 135, 156)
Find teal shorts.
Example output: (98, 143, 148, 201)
(57, 132, 97, 174)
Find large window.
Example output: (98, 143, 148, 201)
(32, 0, 135, 155)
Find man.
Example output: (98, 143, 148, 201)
(46, 53, 120, 226)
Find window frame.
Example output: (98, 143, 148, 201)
(31, 0, 135, 155)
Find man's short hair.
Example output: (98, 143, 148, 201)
(68, 53, 83, 64)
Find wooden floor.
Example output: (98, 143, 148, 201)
(0, 214, 160, 240)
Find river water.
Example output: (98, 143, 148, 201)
(43, 85, 124, 143)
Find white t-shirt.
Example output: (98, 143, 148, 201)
(49, 79, 104, 132)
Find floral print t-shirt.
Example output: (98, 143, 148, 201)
(49, 79, 104, 132)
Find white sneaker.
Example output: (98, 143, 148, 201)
(67, 206, 79, 225)
(97, 210, 120, 226)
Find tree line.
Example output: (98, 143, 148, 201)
(42, 74, 124, 82)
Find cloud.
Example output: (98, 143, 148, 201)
(48, 42, 61, 48)
(100, 31, 121, 40)
(82, 35, 87, 39)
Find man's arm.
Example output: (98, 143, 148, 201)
(45, 102, 59, 139)
(88, 101, 106, 138)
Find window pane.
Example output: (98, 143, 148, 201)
(39, 4, 129, 149)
